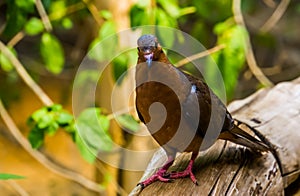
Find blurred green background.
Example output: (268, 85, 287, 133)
(0, 0, 299, 195)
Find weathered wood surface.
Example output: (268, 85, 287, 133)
(130, 77, 300, 195)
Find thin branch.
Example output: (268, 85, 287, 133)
(0, 99, 104, 194)
(0, 41, 53, 106)
(81, 0, 103, 26)
(175, 44, 226, 68)
(263, 0, 277, 8)
(6, 180, 29, 196)
(260, 0, 290, 33)
(7, 31, 25, 47)
(35, 0, 52, 31)
(232, 0, 274, 87)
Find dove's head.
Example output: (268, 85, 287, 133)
(137, 34, 162, 67)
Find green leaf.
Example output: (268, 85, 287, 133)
(116, 114, 140, 132)
(49, 1, 66, 20)
(16, 0, 35, 12)
(88, 25, 118, 62)
(40, 33, 65, 74)
(0, 173, 25, 180)
(2, 3, 28, 39)
(74, 132, 96, 163)
(179, 7, 196, 16)
(73, 70, 100, 87)
(156, 8, 176, 27)
(88, 38, 106, 62)
(57, 112, 73, 126)
(98, 114, 110, 134)
(37, 114, 54, 129)
(61, 18, 73, 29)
(24, 17, 44, 35)
(30, 107, 48, 122)
(157, 0, 181, 18)
(99, 21, 116, 40)
(129, 5, 149, 27)
(28, 127, 44, 149)
(100, 10, 112, 20)
(0, 47, 16, 72)
(136, 0, 151, 8)
(192, 0, 232, 23)
(45, 122, 59, 136)
(210, 23, 248, 99)
(75, 108, 113, 162)
(48, 104, 63, 112)
(112, 54, 128, 84)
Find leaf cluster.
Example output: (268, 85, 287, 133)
(27, 105, 140, 163)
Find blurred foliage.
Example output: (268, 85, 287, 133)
(27, 104, 139, 163)
(211, 20, 248, 98)
(0, 0, 270, 162)
(0, 173, 25, 180)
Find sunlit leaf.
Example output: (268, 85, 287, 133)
(49, 0, 66, 20)
(75, 108, 113, 163)
(136, 0, 151, 8)
(24, 17, 44, 35)
(37, 114, 54, 129)
(88, 21, 117, 62)
(179, 7, 196, 16)
(130, 5, 150, 27)
(30, 108, 48, 122)
(57, 112, 74, 126)
(100, 10, 112, 20)
(116, 114, 140, 132)
(48, 104, 63, 112)
(0, 173, 25, 180)
(98, 21, 116, 39)
(74, 132, 96, 163)
(210, 23, 247, 99)
(73, 70, 100, 87)
(157, 0, 181, 18)
(61, 18, 73, 29)
(0, 47, 17, 72)
(40, 33, 65, 74)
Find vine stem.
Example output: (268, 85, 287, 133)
(35, 0, 53, 31)
(232, 0, 274, 87)
(260, 0, 290, 33)
(0, 41, 53, 106)
(0, 99, 104, 194)
(175, 44, 226, 68)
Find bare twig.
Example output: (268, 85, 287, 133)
(6, 180, 29, 196)
(0, 41, 53, 106)
(260, 0, 290, 33)
(263, 0, 277, 8)
(0, 99, 104, 194)
(81, 0, 103, 26)
(35, 0, 53, 31)
(7, 31, 25, 47)
(175, 44, 226, 68)
(232, 0, 274, 87)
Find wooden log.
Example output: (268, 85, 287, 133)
(130, 77, 300, 195)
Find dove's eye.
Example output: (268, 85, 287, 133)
(138, 46, 155, 53)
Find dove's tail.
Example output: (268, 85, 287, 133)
(219, 124, 270, 152)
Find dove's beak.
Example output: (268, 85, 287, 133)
(144, 53, 153, 67)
